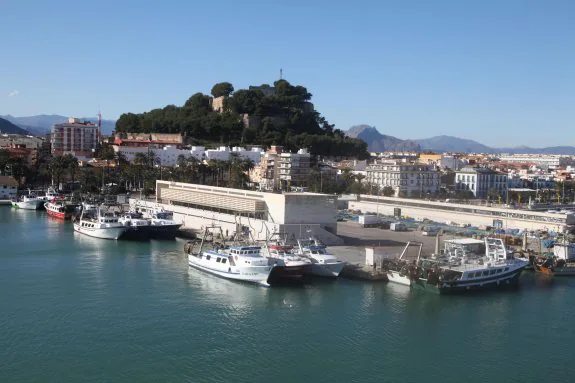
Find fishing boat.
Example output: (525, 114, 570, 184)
(117, 211, 152, 241)
(73, 205, 126, 240)
(44, 198, 80, 220)
(383, 242, 423, 286)
(135, 205, 182, 239)
(295, 239, 346, 277)
(533, 237, 575, 276)
(37, 187, 60, 203)
(262, 244, 312, 279)
(11, 191, 44, 210)
(414, 237, 528, 294)
(184, 226, 275, 286)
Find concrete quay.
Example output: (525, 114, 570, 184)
(331, 221, 438, 281)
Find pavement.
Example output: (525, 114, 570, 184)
(332, 221, 440, 266)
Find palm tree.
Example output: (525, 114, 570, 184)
(62, 153, 78, 186)
(49, 156, 66, 189)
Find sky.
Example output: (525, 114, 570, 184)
(1, 0, 574, 147)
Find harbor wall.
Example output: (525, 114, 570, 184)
(349, 200, 567, 232)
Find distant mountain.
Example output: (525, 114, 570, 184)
(345, 125, 420, 152)
(0, 117, 29, 135)
(414, 135, 493, 153)
(0, 114, 117, 136)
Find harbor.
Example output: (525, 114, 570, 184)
(1, 204, 575, 383)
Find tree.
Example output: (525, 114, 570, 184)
(210, 82, 234, 98)
(62, 154, 79, 186)
(382, 186, 395, 197)
(49, 156, 66, 188)
(487, 188, 501, 202)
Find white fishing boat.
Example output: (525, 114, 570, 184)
(135, 205, 182, 239)
(11, 191, 44, 210)
(73, 205, 126, 240)
(295, 239, 346, 277)
(184, 227, 275, 286)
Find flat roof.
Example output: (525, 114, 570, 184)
(444, 238, 484, 245)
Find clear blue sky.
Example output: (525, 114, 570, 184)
(1, 0, 573, 147)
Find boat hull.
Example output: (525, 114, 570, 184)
(387, 270, 413, 286)
(149, 224, 182, 240)
(415, 267, 525, 294)
(44, 202, 79, 220)
(188, 254, 273, 286)
(308, 262, 346, 278)
(12, 200, 43, 210)
(74, 224, 126, 240)
(120, 226, 152, 241)
(269, 264, 311, 280)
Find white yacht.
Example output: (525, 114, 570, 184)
(295, 239, 346, 277)
(11, 191, 44, 210)
(185, 227, 275, 286)
(74, 205, 126, 240)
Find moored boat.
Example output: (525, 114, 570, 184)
(295, 239, 346, 277)
(44, 199, 80, 220)
(11, 191, 44, 210)
(117, 211, 152, 241)
(73, 205, 126, 240)
(184, 226, 275, 286)
(262, 244, 312, 280)
(414, 237, 528, 294)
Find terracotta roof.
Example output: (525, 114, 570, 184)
(0, 176, 18, 187)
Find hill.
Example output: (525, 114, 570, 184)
(0, 117, 29, 135)
(345, 125, 420, 152)
(0, 114, 116, 136)
(115, 80, 369, 159)
(414, 135, 493, 153)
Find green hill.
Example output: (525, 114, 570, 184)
(115, 80, 368, 159)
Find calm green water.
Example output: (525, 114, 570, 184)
(1, 207, 575, 382)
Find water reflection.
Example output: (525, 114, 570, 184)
(185, 267, 269, 314)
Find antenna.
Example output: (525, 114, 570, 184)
(279, 68, 283, 80)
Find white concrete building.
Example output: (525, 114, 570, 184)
(112, 145, 264, 166)
(498, 154, 574, 169)
(440, 155, 466, 171)
(366, 161, 440, 197)
(455, 167, 508, 198)
(278, 149, 311, 187)
(130, 181, 343, 245)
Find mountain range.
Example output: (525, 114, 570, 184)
(0, 114, 117, 136)
(345, 125, 575, 155)
(0, 117, 30, 135)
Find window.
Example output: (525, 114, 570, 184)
(482, 271, 489, 276)
(206, 255, 211, 260)
(489, 269, 496, 275)
(216, 258, 221, 263)
(221, 258, 227, 264)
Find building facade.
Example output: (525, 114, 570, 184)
(51, 117, 98, 157)
(0, 176, 18, 199)
(455, 167, 508, 198)
(366, 161, 440, 197)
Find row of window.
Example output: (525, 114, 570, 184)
(467, 267, 510, 279)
